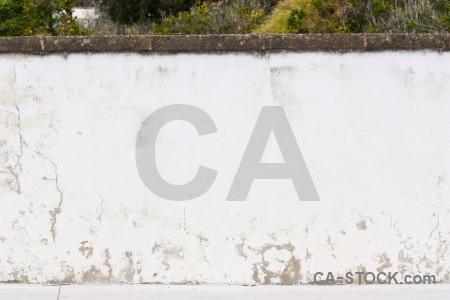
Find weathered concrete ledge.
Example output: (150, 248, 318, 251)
(0, 34, 448, 53)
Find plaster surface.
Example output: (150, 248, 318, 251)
(0, 51, 449, 284)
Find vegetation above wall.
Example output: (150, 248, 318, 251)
(0, 0, 85, 36)
(0, 0, 448, 35)
(153, 0, 272, 34)
(255, 0, 450, 33)
(98, 0, 196, 24)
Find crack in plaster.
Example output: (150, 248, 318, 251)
(198, 235, 212, 267)
(22, 141, 63, 243)
(98, 195, 104, 224)
(326, 234, 337, 260)
(6, 63, 23, 194)
(429, 214, 440, 240)
(183, 206, 186, 232)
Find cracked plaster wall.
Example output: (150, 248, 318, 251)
(0, 51, 449, 284)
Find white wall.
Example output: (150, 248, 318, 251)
(0, 51, 449, 284)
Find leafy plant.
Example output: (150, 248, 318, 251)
(371, 1, 390, 17)
(0, 0, 84, 36)
(255, 0, 450, 33)
(287, 8, 307, 32)
(154, 0, 268, 34)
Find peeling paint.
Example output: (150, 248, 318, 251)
(356, 220, 367, 230)
(375, 253, 392, 272)
(78, 241, 93, 259)
(249, 243, 302, 284)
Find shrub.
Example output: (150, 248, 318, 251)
(0, 0, 84, 36)
(254, 0, 450, 33)
(154, 0, 269, 34)
(287, 8, 307, 32)
(96, 0, 196, 24)
(81, 14, 157, 35)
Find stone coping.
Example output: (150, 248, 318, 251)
(0, 34, 449, 53)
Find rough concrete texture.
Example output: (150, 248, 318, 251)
(0, 34, 449, 53)
(0, 51, 449, 284)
